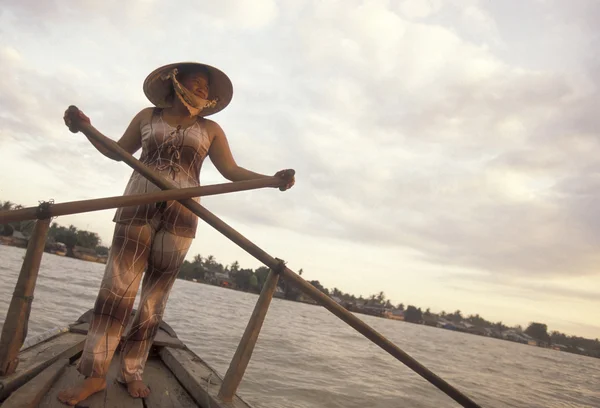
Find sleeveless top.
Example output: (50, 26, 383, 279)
(112, 108, 212, 238)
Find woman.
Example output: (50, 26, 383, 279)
(58, 62, 295, 405)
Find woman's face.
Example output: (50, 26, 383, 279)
(180, 71, 210, 100)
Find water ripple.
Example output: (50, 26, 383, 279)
(1, 245, 599, 408)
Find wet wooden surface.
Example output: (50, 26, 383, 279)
(0, 332, 85, 400)
(160, 347, 252, 408)
(40, 353, 142, 408)
(1, 358, 68, 408)
(144, 358, 197, 408)
(37, 349, 202, 407)
(4, 315, 254, 408)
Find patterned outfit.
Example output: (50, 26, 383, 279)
(77, 108, 211, 382)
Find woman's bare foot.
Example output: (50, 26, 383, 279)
(57, 377, 106, 406)
(127, 380, 150, 398)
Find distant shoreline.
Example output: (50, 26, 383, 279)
(0, 239, 107, 264)
(180, 277, 600, 361)
(2, 233, 598, 360)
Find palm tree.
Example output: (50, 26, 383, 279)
(204, 255, 216, 268)
(0, 201, 16, 236)
(1, 201, 15, 211)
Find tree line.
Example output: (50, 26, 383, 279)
(1, 200, 108, 257)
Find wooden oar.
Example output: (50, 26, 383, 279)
(69, 106, 481, 408)
(0, 178, 282, 224)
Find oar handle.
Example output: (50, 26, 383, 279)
(277, 169, 295, 191)
(66, 105, 90, 134)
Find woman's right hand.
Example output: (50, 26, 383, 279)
(63, 105, 91, 133)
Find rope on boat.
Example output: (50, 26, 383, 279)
(35, 199, 55, 220)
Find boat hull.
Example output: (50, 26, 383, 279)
(0, 309, 253, 408)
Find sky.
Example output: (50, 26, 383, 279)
(0, 0, 599, 338)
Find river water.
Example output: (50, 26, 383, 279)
(1, 245, 599, 408)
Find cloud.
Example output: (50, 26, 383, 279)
(442, 271, 600, 304)
(199, 1, 600, 280)
(0, 46, 73, 144)
(397, 0, 442, 19)
(0, 0, 159, 26)
(222, 0, 580, 281)
(1, 0, 598, 287)
(197, 0, 280, 29)
(460, 4, 502, 42)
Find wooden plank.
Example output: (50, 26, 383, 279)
(0, 218, 51, 376)
(102, 353, 144, 408)
(70, 322, 185, 349)
(1, 358, 68, 408)
(144, 358, 197, 408)
(39, 355, 143, 408)
(160, 347, 251, 408)
(39, 360, 84, 408)
(219, 269, 278, 401)
(0, 332, 85, 401)
(20, 327, 69, 352)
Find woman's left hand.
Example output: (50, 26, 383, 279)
(275, 169, 295, 191)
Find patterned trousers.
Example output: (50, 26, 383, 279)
(77, 219, 192, 382)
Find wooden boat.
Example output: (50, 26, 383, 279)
(0, 309, 252, 408)
(46, 242, 67, 257)
(72, 246, 108, 264)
